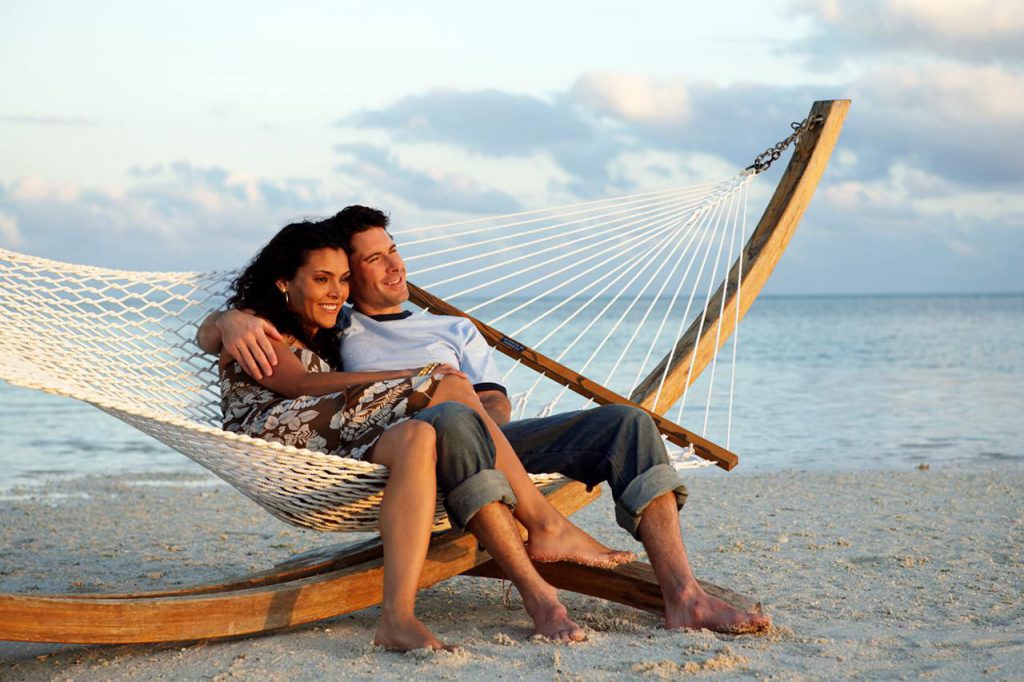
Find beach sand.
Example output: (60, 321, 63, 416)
(1, 469, 1021, 680)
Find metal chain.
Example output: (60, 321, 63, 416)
(747, 114, 824, 174)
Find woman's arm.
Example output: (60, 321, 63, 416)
(223, 340, 466, 398)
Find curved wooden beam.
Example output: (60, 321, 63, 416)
(466, 559, 761, 617)
(0, 482, 597, 643)
(630, 99, 850, 414)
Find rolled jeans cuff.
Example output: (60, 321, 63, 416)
(614, 463, 688, 539)
(444, 469, 517, 529)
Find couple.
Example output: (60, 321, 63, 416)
(199, 205, 770, 650)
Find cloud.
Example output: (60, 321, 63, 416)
(160, 161, 325, 212)
(764, 151, 1024, 293)
(0, 115, 99, 127)
(127, 164, 166, 179)
(338, 48, 1024, 201)
(0, 165, 336, 270)
(0, 210, 21, 246)
(342, 88, 593, 156)
(571, 78, 824, 166)
(765, 211, 1024, 293)
(841, 63, 1024, 186)
(569, 72, 692, 129)
(557, 67, 1024, 190)
(341, 88, 636, 197)
(334, 143, 522, 215)
(336, 66, 1024, 239)
(791, 0, 1024, 64)
(331, 72, 1024, 294)
(7, 177, 82, 202)
(333, 81, 1024, 293)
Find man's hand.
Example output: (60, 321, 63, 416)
(218, 310, 284, 379)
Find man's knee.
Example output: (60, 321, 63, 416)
(596, 403, 656, 431)
(414, 401, 491, 457)
(585, 404, 673, 487)
(596, 404, 663, 451)
(414, 401, 478, 434)
(413, 402, 511, 526)
(414, 401, 497, 491)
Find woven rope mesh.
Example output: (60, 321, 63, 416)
(0, 248, 564, 533)
(0, 168, 760, 531)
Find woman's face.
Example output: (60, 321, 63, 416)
(278, 247, 350, 333)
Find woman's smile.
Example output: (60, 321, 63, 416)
(279, 247, 350, 332)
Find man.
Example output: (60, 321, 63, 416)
(200, 206, 770, 635)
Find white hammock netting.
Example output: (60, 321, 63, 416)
(396, 171, 755, 436)
(0, 170, 760, 533)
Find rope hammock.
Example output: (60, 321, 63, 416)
(0, 100, 849, 534)
(396, 171, 754, 441)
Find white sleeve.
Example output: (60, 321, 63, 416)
(457, 320, 505, 391)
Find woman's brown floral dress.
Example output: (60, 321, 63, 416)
(220, 348, 441, 461)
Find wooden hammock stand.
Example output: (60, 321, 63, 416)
(0, 99, 849, 644)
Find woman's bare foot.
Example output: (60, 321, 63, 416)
(526, 517, 636, 569)
(373, 610, 453, 651)
(522, 587, 587, 643)
(664, 586, 771, 634)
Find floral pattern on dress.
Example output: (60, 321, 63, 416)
(220, 348, 441, 460)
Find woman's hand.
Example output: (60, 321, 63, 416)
(433, 364, 468, 379)
(406, 364, 467, 380)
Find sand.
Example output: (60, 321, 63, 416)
(1, 468, 1021, 680)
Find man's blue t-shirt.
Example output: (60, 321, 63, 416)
(338, 309, 506, 394)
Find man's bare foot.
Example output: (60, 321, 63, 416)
(664, 586, 771, 634)
(526, 518, 635, 569)
(522, 588, 587, 643)
(373, 611, 454, 651)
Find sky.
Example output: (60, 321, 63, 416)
(1, 0, 1021, 294)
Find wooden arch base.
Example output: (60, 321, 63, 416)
(0, 483, 756, 644)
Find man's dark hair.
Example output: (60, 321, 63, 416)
(325, 205, 390, 254)
(227, 221, 345, 368)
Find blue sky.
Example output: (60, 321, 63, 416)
(1, 0, 1021, 293)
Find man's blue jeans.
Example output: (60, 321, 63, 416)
(413, 402, 688, 538)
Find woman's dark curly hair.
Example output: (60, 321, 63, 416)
(228, 221, 346, 369)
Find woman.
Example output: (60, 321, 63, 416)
(220, 221, 632, 650)
(222, 221, 473, 651)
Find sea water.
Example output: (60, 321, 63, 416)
(1, 294, 1020, 491)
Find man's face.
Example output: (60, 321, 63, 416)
(347, 226, 409, 315)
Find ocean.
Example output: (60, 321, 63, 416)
(1, 293, 1020, 491)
